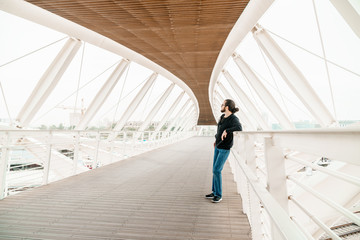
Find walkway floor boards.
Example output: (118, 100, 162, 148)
(0, 136, 251, 240)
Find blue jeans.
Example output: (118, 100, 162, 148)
(212, 147, 230, 198)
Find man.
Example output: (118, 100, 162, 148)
(205, 99, 242, 203)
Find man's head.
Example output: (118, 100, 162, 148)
(221, 99, 239, 114)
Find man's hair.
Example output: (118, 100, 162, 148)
(224, 99, 239, 113)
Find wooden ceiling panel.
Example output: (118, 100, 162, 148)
(27, 0, 250, 125)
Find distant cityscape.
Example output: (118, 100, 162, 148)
(0, 118, 359, 130)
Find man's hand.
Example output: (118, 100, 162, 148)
(221, 130, 227, 140)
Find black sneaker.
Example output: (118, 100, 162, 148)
(212, 196, 222, 203)
(205, 193, 214, 199)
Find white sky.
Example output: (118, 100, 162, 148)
(0, 0, 360, 128)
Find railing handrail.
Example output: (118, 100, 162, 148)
(234, 130, 360, 166)
(0, 129, 196, 199)
(232, 150, 308, 240)
(0, 129, 183, 134)
(230, 129, 360, 239)
(237, 129, 360, 134)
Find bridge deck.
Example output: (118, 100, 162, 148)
(0, 137, 251, 240)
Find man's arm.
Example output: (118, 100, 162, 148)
(221, 117, 242, 140)
(226, 117, 242, 133)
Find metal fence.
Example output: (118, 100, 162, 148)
(0, 129, 195, 199)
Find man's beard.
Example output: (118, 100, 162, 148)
(221, 108, 225, 113)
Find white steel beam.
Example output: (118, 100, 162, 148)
(214, 87, 226, 101)
(177, 108, 195, 132)
(16, 38, 82, 128)
(154, 91, 185, 132)
(186, 117, 197, 131)
(223, 70, 270, 130)
(172, 102, 192, 132)
(217, 82, 256, 130)
(214, 96, 222, 107)
(112, 73, 157, 132)
(214, 91, 224, 104)
(136, 83, 175, 133)
(252, 25, 335, 127)
(213, 97, 222, 121)
(232, 54, 294, 129)
(181, 114, 196, 132)
(174, 105, 193, 132)
(166, 99, 191, 132)
(209, 0, 275, 118)
(329, 0, 360, 39)
(213, 91, 224, 120)
(76, 59, 129, 130)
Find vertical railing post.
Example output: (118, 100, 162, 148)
(0, 132, 10, 200)
(245, 134, 263, 240)
(73, 132, 80, 175)
(43, 131, 53, 185)
(110, 139, 115, 163)
(123, 131, 127, 158)
(92, 131, 100, 169)
(264, 136, 289, 240)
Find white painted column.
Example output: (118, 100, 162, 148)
(16, 38, 82, 128)
(166, 99, 191, 132)
(264, 137, 289, 240)
(73, 132, 80, 175)
(112, 73, 157, 132)
(154, 91, 185, 132)
(42, 132, 53, 185)
(0, 133, 9, 200)
(233, 54, 294, 129)
(76, 59, 129, 130)
(92, 132, 101, 169)
(244, 134, 263, 240)
(252, 25, 335, 127)
(223, 70, 270, 130)
(137, 83, 175, 133)
(329, 0, 360, 39)
(217, 81, 256, 130)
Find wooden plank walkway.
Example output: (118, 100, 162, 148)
(0, 137, 251, 240)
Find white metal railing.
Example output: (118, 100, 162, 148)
(229, 130, 360, 240)
(0, 129, 195, 199)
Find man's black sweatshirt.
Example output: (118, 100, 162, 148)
(215, 114, 242, 150)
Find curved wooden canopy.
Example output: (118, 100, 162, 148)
(27, 0, 250, 125)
